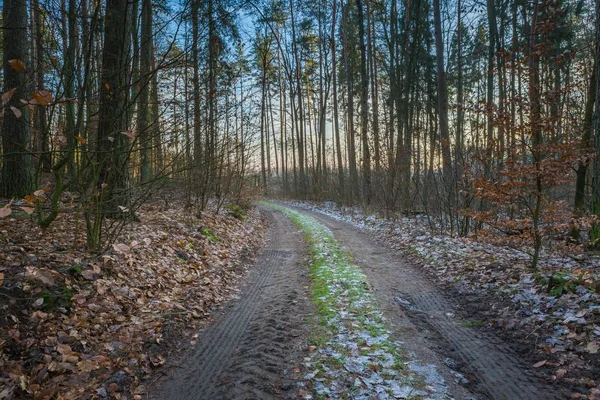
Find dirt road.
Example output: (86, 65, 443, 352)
(152, 208, 313, 399)
(299, 206, 566, 400)
(152, 205, 565, 399)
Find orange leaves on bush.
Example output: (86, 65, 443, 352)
(31, 90, 54, 107)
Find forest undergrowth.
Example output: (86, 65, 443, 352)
(0, 192, 266, 399)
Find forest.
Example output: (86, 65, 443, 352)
(0, 0, 599, 260)
(1, 0, 600, 398)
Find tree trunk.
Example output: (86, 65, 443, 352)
(356, 0, 371, 204)
(331, 0, 345, 199)
(572, 66, 595, 238)
(138, 0, 153, 183)
(433, 0, 452, 183)
(95, 0, 133, 219)
(1, 0, 35, 197)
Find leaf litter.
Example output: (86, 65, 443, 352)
(0, 197, 265, 399)
(290, 200, 600, 399)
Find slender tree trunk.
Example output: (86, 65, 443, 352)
(331, 0, 345, 199)
(356, 0, 371, 204)
(151, 54, 162, 175)
(591, 0, 600, 246)
(138, 0, 153, 183)
(572, 66, 595, 238)
(33, 0, 51, 173)
(433, 0, 452, 183)
(192, 0, 203, 203)
(342, 0, 359, 201)
(368, 1, 381, 173)
(529, 1, 542, 269)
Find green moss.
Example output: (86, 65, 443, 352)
(225, 203, 247, 220)
(39, 285, 73, 311)
(200, 227, 218, 243)
(460, 319, 484, 328)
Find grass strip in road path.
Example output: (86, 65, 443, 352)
(261, 202, 430, 399)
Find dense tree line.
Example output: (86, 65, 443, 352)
(248, 0, 600, 268)
(1, 0, 599, 266)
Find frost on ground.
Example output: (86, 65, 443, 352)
(267, 203, 451, 400)
(289, 201, 600, 396)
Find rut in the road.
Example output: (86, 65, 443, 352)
(300, 207, 566, 400)
(152, 209, 312, 400)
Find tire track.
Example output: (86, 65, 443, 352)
(152, 209, 312, 400)
(300, 208, 566, 400)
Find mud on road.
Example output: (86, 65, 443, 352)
(152, 208, 313, 400)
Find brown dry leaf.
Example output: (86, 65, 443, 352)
(96, 283, 106, 295)
(20, 206, 34, 215)
(81, 269, 96, 280)
(32, 92, 49, 106)
(8, 59, 25, 72)
(113, 243, 130, 254)
(0, 206, 12, 218)
(2, 88, 16, 104)
(122, 130, 135, 141)
(533, 360, 547, 368)
(0, 272, 4, 286)
(57, 344, 72, 355)
(10, 106, 22, 118)
(75, 136, 87, 144)
(31, 311, 48, 320)
(9, 329, 20, 341)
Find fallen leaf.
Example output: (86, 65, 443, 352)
(81, 270, 96, 280)
(533, 360, 547, 368)
(0, 272, 4, 286)
(556, 368, 567, 379)
(113, 243, 130, 254)
(586, 341, 599, 354)
(0, 206, 12, 218)
(20, 206, 34, 215)
(9, 329, 20, 341)
(75, 136, 87, 144)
